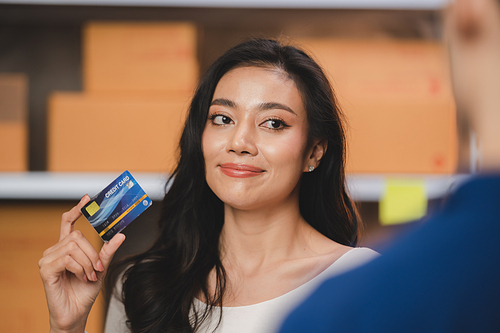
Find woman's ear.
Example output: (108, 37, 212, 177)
(452, 0, 488, 41)
(304, 139, 327, 172)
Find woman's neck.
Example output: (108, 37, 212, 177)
(208, 194, 351, 307)
(219, 200, 316, 274)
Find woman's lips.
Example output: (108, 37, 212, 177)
(219, 163, 265, 178)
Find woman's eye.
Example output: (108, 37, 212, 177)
(261, 119, 288, 130)
(212, 115, 233, 125)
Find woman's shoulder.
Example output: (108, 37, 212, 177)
(321, 247, 380, 278)
(340, 247, 380, 260)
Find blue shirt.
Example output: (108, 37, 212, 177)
(279, 175, 500, 333)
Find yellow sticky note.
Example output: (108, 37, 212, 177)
(86, 201, 100, 217)
(379, 179, 427, 226)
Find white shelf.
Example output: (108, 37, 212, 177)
(0, 0, 449, 9)
(0, 172, 170, 201)
(346, 174, 468, 201)
(0, 172, 468, 201)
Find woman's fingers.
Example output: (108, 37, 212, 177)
(55, 255, 89, 283)
(42, 210, 125, 285)
(41, 231, 125, 284)
(99, 233, 126, 272)
(56, 197, 126, 277)
(40, 235, 99, 282)
(44, 230, 102, 273)
(40, 250, 89, 284)
(60, 195, 90, 241)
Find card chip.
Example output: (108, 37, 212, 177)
(86, 201, 100, 217)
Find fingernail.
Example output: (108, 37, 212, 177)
(91, 271, 97, 282)
(97, 260, 104, 272)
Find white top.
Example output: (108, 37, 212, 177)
(104, 247, 379, 333)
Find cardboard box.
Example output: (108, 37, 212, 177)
(48, 92, 191, 172)
(83, 22, 198, 93)
(0, 73, 28, 171)
(297, 39, 458, 174)
(0, 202, 103, 333)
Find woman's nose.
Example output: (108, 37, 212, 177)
(227, 122, 258, 156)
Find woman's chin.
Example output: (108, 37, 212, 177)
(221, 196, 269, 212)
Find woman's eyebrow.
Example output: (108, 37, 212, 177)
(259, 102, 297, 115)
(210, 98, 235, 108)
(210, 98, 297, 116)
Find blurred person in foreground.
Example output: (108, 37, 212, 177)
(278, 0, 500, 332)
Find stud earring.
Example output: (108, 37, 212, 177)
(308, 165, 315, 172)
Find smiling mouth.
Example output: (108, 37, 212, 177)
(219, 163, 265, 178)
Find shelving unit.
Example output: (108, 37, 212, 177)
(0, 172, 468, 201)
(0, 2, 446, 173)
(0, 3, 459, 199)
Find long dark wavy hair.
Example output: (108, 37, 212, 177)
(109, 38, 360, 333)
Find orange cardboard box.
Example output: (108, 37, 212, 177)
(83, 21, 198, 93)
(0, 73, 28, 171)
(0, 202, 104, 333)
(48, 92, 191, 172)
(298, 39, 458, 174)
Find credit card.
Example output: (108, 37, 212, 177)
(81, 170, 152, 242)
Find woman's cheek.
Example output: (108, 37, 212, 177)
(202, 130, 216, 158)
(278, 132, 309, 160)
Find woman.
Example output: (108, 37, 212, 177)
(39, 38, 378, 333)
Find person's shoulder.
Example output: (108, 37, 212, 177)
(338, 247, 380, 264)
(322, 247, 380, 278)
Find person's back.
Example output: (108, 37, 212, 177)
(278, 0, 500, 331)
(279, 175, 500, 332)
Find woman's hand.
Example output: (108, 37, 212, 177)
(39, 195, 126, 333)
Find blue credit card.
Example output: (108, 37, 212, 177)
(81, 170, 152, 242)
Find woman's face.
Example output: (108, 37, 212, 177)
(202, 66, 314, 211)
